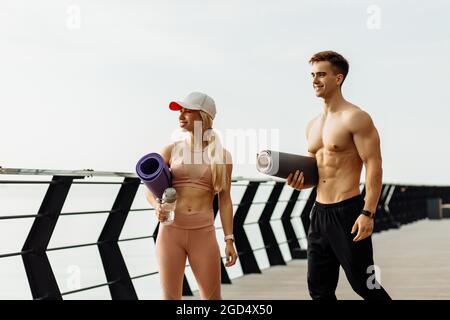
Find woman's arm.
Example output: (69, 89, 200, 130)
(218, 151, 238, 267)
(145, 189, 159, 208)
(144, 143, 174, 221)
(218, 173, 234, 242)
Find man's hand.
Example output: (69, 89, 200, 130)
(286, 170, 305, 190)
(351, 214, 374, 242)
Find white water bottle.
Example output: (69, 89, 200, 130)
(160, 188, 177, 225)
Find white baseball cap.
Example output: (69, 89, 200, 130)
(169, 92, 217, 120)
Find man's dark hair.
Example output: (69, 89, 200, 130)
(309, 51, 349, 86)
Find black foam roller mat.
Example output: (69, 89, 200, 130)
(256, 150, 319, 186)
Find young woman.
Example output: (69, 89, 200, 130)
(145, 92, 237, 300)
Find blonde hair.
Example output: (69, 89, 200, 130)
(199, 111, 229, 194)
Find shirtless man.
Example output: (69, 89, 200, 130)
(287, 51, 391, 300)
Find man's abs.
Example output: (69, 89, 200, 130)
(314, 149, 363, 203)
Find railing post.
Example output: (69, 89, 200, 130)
(22, 175, 79, 300)
(300, 187, 316, 243)
(281, 189, 306, 259)
(234, 181, 261, 274)
(258, 182, 286, 266)
(98, 177, 140, 300)
(374, 184, 389, 233)
(383, 185, 401, 230)
(182, 277, 193, 296)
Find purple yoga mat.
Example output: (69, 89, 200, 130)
(135, 152, 172, 200)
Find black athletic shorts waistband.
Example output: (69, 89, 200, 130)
(314, 194, 363, 209)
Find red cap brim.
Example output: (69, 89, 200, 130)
(169, 101, 182, 111)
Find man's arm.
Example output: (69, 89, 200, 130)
(346, 110, 382, 242)
(350, 110, 383, 214)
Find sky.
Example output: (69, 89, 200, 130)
(1, 0, 449, 185)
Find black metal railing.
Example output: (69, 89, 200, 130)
(1, 167, 449, 300)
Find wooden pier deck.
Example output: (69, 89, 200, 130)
(193, 219, 450, 300)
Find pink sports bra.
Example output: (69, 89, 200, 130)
(170, 140, 214, 192)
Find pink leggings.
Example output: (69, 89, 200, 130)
(155, 210, 221, 300)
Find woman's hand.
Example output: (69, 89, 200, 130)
(224, 241, 238, 267)
(155, 203, 168, 223)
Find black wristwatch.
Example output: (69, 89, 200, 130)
(361, 209, 375, 219)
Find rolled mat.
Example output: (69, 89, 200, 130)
(135, 152, 172, 199)
(256, 150, 319, 186)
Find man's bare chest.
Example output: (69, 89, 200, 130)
(308, 117, 354, 154)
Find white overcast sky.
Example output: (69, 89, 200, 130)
(1, 0, 449, 185)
